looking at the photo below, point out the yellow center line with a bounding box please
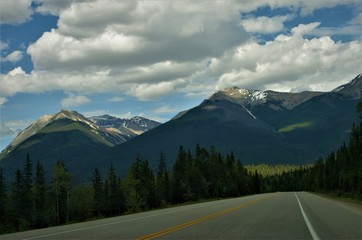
[137,195,272,240]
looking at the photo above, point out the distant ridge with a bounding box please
[0,74,361,183]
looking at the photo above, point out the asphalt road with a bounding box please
[1,192,361,239]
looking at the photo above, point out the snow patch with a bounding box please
[242,106,257,119]
[332,86,344,92]
[251,91,266,101]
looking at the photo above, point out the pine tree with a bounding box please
[252,170,261,194]
[92,168,104,216]
[171,146,188,203]
[34,161,47,228]
[52,160,71,225]
[0,167,7,228]
[126,157,156,211]
[22,154,35,227]
[156,153,171,206]
[106,165,125,216]
[11,169,24,230]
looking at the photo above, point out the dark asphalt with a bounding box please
[1,192,361,239]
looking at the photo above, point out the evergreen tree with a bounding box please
[171,146,189,203]
[11,169,24,231]
[103,179,110,216]
[52,160,71,225]
[22,154,35,227]
[109,165,121,215]
[156,152,171,206]
[125,157,156,211]
[92,168,104,216]
[252,170,261,194]
[34,161,47,228]
[0,167,7,228]
[69,186,94,222]
[105,165,125,216]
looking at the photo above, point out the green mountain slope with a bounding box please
[0,115,113,183]
[0,75,360,183]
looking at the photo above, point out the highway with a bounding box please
[1,192,361,239]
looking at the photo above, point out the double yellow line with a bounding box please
[137,196,271,240]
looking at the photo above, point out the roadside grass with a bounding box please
[310,191,362,205]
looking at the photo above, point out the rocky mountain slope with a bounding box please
[103,74,361,175]
[0,110,160,182]
[89,115,161,138]
[0,75,360,183]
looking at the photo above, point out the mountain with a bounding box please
[89,115,161,139]
[0,110,160,182]
[0,75,361,183]
[102,74,361,174]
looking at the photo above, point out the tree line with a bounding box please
[261,100,362,197]
[0,145,256,234]
[0,100,361,234]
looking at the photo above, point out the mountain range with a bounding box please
[1,74,361,183]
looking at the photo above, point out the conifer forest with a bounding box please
[0,100,361,234]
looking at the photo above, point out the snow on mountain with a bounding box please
[2,110,159,155]
[332,74,362,98]
[4,110,96,154]
[89,115,161,136]
[210,86,324,112]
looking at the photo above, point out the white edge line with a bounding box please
[22,205,202,240]
[295,192,320,240]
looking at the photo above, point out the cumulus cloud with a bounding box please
[34,0,85,16]
[241,15,290,34]
[28,1,248,73]
[0,0,361,103]
[211,22,361,92]
[130,82,179,101]
[61,95,91,108]
[1,50,23,63]
[0,0,33,25]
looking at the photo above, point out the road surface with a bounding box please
[1,192,361,239]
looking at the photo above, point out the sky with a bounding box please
[0,0,361,151]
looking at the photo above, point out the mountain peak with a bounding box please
[211,87,271,110]
[332,74,362,98]
[1,110,101,155]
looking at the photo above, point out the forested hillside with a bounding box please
[0,100,360,235]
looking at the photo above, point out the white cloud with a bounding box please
[308,13,362,38]
[130,82,178,101]
[0,97,8,106]
[153,105,175,114]
[0,41,8,51]
[0,123,15,136]
[241,15,290,34]
[0,0,33,25]
[28,1,248,73]
[61,95,91,108]
[34,0,84,16]
[108,97,124,102]
[1,50,23,63]
[0,0,361,104]
[83,109,108,117]
[116,112,133,119]
[211,23,361,92]
[9,66,26,75]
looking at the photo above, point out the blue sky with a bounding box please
[0,0,361,151]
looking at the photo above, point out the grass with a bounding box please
[278,121,313,133]
[310,191,362,205]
